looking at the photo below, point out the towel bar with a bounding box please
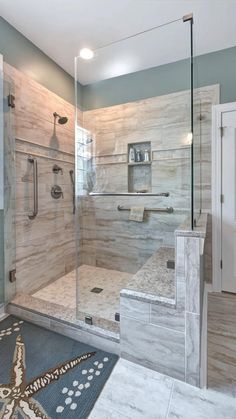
[89,192,169,197]
[117,205,174,213]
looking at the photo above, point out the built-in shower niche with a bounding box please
[128,141,152,192]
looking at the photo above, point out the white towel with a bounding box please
[129,207,144,222]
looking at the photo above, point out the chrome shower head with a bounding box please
[53,112,68,125]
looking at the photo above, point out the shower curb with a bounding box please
[6,303,120,356]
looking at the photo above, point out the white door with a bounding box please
[222,109,236,293]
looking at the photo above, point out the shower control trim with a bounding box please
[52,164,63,174]
[51,185,63,199]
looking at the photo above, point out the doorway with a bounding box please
[212,102,236,293]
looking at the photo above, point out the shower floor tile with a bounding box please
[33,265,132,323]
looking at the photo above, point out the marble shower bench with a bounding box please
[120,214,209,387]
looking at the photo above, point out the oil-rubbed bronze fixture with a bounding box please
[69,169,75,214]
[28,155,38,219]
[52,164,63,174]
[53,112,68,125]
[8,94,15,109]
[51,185,63,199]
[9,269,16,283]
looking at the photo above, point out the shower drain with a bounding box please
[90,287,103,294]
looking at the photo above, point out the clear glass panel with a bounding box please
[75,19,191,331]
[2,75,16,303]
[193,21,202,227]
[193,41,215,227]
[193,94,202,226]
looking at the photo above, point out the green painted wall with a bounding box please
[82,46,236,110]
[0,17,78,105]
[1,17,235,113]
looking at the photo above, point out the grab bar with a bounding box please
[117,205,174,213]
[89,192,169,197]
[69,169,75,214]
[28,156,38,219]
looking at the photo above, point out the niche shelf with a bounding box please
[128,141,152,192]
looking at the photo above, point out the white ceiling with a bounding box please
[1,0,236,85]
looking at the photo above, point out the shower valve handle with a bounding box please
[51,185,63,199]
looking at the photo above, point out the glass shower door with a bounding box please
[0,71,16,304]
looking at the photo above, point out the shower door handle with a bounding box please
[28,156,38,219]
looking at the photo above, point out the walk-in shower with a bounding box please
[1,14,213,347]
[0,11,219,388]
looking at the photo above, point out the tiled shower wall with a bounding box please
[3,60,219,294]
[81,85,219,273]
[4,63,82,294]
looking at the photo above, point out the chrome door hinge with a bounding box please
[8,94,15,109]
[220,260,223,270]
[220,194,224,204]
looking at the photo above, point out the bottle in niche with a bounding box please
[129,147,135,163]
[144,149,150,162]
[136,149,142,162]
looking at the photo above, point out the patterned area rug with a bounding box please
[0,316,118,418]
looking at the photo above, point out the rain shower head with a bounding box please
[53,112,68,125]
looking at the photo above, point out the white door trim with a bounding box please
[212,102,236,292]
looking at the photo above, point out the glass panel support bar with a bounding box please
[182,13,193,22]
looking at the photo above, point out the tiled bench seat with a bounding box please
[120,214,209,386]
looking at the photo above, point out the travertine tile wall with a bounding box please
[81,85,219,273]
[3,60,219,296]
[3,63,82,294]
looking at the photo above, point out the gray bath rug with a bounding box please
[0,316,118,418]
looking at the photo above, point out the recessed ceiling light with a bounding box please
[79,48,94,60]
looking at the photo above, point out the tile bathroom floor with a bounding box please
[33,265,132,323]
[89,358,236,419]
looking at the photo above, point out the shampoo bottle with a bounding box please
[129,147,135,162]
